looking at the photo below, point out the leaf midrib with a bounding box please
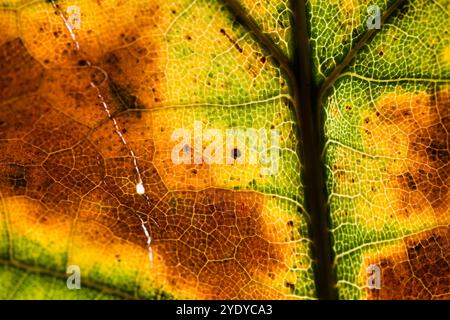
[222,0,409,300]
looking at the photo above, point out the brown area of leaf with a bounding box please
[100,37,166,109]
[365,226,450,300]
[0,38,44,101]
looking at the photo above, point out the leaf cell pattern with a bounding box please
[0,0,448,300]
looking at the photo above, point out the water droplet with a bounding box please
[136,182,145,195]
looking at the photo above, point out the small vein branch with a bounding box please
[318,0,407,104]
[219,0,294,82]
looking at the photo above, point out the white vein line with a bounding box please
[50,1,155,267]
[138,216,153,264]
[323,139,407,161]
[335,224,450,259]
[338,72,450,83]
[89,83,145,185]
[50,0,80,50]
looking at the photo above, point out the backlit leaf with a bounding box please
[0,0,448,300]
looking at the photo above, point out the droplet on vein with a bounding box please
[136,182,145,195]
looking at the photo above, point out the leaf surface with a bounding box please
[322,0,450,299]
[0,0,448,300]
[0,0,314,299]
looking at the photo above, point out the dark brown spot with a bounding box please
[398,172,417,191]
[231,148,241,159]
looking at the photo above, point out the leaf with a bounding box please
[0,0,314,299]
[0,0,448,300]
[322,0,450,299]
